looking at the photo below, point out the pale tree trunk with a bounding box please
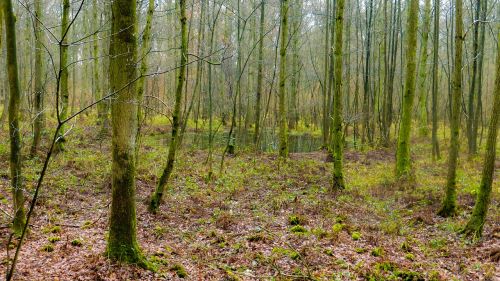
[438,0,463,217]
[395,0,419,180]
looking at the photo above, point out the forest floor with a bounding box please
[0,116,499,280]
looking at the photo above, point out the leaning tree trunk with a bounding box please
[395,0,419,180]
[438,0,463,217]
[461,23,499,238]
[106,0,146,265]
[30,0,44,156]
[149,0,187,213]
[3,0,26,236]
[331,0,345,190]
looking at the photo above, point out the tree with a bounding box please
[3,0,26,236]
[149,0,187,213]
[106,0,145,265]
[30,0,44,156]
[438,0,463,217]
[254,0,265,145]
[278,0,289,157]
[431,0,441,160]
[395,0,419,180]
[461,23,499,237]
[54,0,70,152]
[136,0,155,159]
[417,0,431,137]
[331,0,345,189]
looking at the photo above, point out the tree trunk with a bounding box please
[135,0,155,160]
[417,0,431,137]
[431,0,441,160]
[438,0,463,217]
[461,23,499,237]
[55,0,70,152]
[254,0,265,145]
[30,0,44,156]
[149,0,187,213]
[278,0,289,157]
[106,0,145,265]
[3,0,26,236]
[395,0,419,180]
[331,0,345,190]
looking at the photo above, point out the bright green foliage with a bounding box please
[438,0,463,217]
[395,0,419,180]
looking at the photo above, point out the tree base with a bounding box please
[106,244,154,270]
[460,216,484,240]
[437,204,457,218]
[148,193,162,214]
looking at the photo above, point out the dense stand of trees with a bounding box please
[0,0,498,275]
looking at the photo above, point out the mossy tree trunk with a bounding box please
[55,0,70,152]
[417,0,431,137]
[106,0,145,264]
[288,0,302,130]
[135,0,154,161]
[3,0,26,236]
[149,0,187,213]
[438,0,463,217]
[461,24,499,238]
[254,0,265,146]
[395,0,419,180]
[278,0,289,158]
[30,0,44,156]
[331,0,345,190]
[322,0,330,147]
[431,0,441,160]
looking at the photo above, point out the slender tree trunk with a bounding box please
[417,0,431,137]
[431,0,441,160]
[278,0,289,157]
[461,23,499,237]
[106,0,145,265]
[55,0,70,152]
[362,0,373,144]
[135,0,155,160]
[395,0,419,180]
[471,0,487,155]
[254,0,265,145]
[30,0,44,156]
[322,0,330,147]
[149,0,187,213]
[438,0,463,217]
[289,0,302,130]
[3,0,26,236]
[332,0,345,190]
